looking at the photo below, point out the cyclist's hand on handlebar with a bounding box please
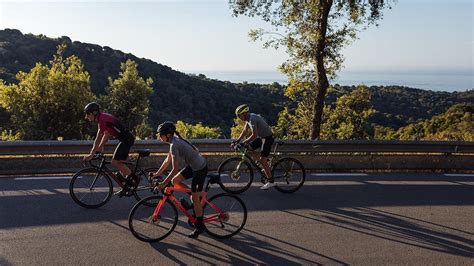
[157,181,168,191]
[149,173,163,183]
[82,154,94,162]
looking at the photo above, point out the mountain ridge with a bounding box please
[0,29,472,135]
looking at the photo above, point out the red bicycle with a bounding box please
[128,174,247,242]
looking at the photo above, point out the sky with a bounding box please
[0,0,473,82]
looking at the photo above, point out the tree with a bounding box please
[102,60,154,139]
[0,44,94,140]
[320,85,376,139]
[231,0,392,139]
[388,104,474,141]
[175,120,221,139]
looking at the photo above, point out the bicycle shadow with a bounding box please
[281,207,473,258]
[147,226,347,265]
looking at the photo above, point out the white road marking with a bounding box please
[14,176,72,180]
[444,174,474,177]
[311,173,368,176]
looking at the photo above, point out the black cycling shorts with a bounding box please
[249,135,274,157]
[179,165,209,192]
[112,138,134,161]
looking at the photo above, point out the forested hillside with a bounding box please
[0,29,285,135]
[0,29,472,138]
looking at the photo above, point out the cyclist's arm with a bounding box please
[89,130,105,154]
[154,152,172,177]
[236,123,250,142]
[243,129,258,145]
[161,153,180,185]
[95,130,110,153]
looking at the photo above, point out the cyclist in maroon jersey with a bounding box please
[82,102,137,197]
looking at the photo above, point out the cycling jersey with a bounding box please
[97,112,133,142]
[170,136,207,171]
[247,113,273,138]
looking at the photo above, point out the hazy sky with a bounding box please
[0,0,473,74]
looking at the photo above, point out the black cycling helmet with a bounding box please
[84,102,100,114]
[157,121,176,135]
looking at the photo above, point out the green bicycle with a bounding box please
[217,141,305,194]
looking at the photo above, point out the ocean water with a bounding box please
[191,70,473,92]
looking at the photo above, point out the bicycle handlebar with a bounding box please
[83,152,106,167]
[231,142,247,153]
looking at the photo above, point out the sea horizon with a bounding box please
[188,70,473,92]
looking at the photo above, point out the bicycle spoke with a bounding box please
[129,196,178,242]
[272,158,305,193]
[69,168,113,208]
[204,194,247,239]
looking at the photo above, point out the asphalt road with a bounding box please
[1,173,473,265]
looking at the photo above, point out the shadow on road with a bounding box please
[147,227,347,265]
[0,174,473,229]
[283,207,473,258]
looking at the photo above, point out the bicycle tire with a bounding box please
[69,167,113,209]
[203,193,247,239]
[132,167,161,202]
[129,195,178,242]
[218,157,254,194]
[272,157,306,193]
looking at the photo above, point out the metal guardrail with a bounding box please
[1,139,473,155]
[0,140,473,175]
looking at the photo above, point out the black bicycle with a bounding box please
[218,141,305,194]
[69,150,160,208]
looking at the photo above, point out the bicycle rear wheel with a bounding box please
[218,157,254,194]
[203,193,247,239]
[133,167,161,202]
[129,195,178,242]
[272,157,305,193]
[69,168,113,208]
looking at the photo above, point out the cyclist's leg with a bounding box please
[112,140,134,196]
[260,136,275,190]
[172,166,192,190]
[248,138,262,161]
[111,140,134,177]
[189,165,208,238]
[260,135,274,180]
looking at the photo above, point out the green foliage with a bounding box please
[230,117,249,139]
[231,0,392,138]
[0,129,21,141]
[0,44,93,140]
[175,120,221,139]
[0,29,286,136]
[385,104,474,141]
[101,60,154,139]
[320,85,376,139]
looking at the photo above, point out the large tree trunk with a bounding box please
[310,0,332,139]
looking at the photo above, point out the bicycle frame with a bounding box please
[88,153,147,189]
[151,186,224,225]
[235,142,282,178]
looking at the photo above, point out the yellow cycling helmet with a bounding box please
[235,104,249,116]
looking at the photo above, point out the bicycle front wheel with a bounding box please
[203,193,247,239]
[69,168,113,208]
[129,195,178,242]
[272,157,306,193]
[133,167,161,202]
[218,157,254,194]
